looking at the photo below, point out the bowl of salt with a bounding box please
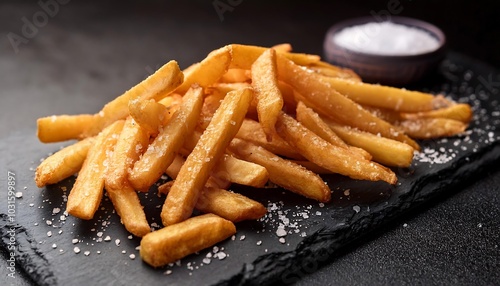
[323,16,446,86]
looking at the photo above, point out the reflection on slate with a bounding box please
[0,52,499,286]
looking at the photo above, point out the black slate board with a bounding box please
[1,52,499,286]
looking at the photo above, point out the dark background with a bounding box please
[1,1,499,285]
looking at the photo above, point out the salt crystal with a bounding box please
[72,238,79,244]
[333,21,440,56]
[276,227,287,237]
[73,247,81,254]
[240,235,246,241]
[15,192,23,198]
[129,254,136,260]
[84,251,90,256]
[52,243,57,249]
[47,231,52,237]
[115,239,121,246]
[353,205,361,213]
[203,257,211,264]
[279,238,286,244]
[104,236,111,242]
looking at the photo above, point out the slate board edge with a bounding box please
[217,141,500,286]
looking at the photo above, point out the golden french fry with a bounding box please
[128,94,183,136]
[307,61,361,82]
[229,138,331,202]
[66,120,125,220]
[220,68,251,83]
[229,44,320,70]
[88,60,183,137]
[128,99,169,136]
[104,116,150,191]
[158,183,267,223]
[323,118,415,168]
[276,112,397,184]
[175,46,232,94]
[276,53,420,150]
[106,185,150,237]
[290,160,332,175]
[129,86,204,192]
[271,43,292,52]
[161,87,253,226]
[236,119,303,160]
[140,214,236,268]
[251,48,284,141]
[165,151,268,189]
[37,114,97,143]
[295,101,371,160]
[401,103,473,123]
[212,154,269,188]
[35,137,95,187]
[37,61,183,143]
[397,118,467,139]
[320,76,439,112]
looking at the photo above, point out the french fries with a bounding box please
[161,87,253,226]
[229,138,331,202]
[66,120,125,220]
[158,182,267,223]
[128,86,204,192]
[34,43,473,269]
[251,48,283,140]
[35,137,95,187]
[276,112,397,184]
[140,214,236,268]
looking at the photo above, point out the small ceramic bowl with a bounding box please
[323,16,447,86]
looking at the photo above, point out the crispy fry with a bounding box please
[307,61,361,81]
[276,112,397,184]
[212,154,269,188]
[37,114,97,143]
[401,103,473,123]
[251,48,284,141]
[66,120,125,220]
[397,118,467,139]
[275,53,420,150]
[165,151,268,189]
[106,185,150,237]
[161,88,253,226]
[271,43,292,52]
[35,137,95,187]
[295,101,371,160]
[229,138,331,202]
[37,61,183,142]
[181,130,269,188]
[158,183,266,223]
[324,118,415,168]
[129,86,204,192]
[140,214,236,268]
[236,119,303,160]
[128,99,169,136]
[320,76,438,112]
[87,61,183,137]
[176,46,232,94]
[229,44,321,69]
[220,68,251,83]
[104,116,149,190]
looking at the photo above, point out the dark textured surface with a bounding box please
[1,1,499,285]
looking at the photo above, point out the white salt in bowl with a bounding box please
[323,16,446,86]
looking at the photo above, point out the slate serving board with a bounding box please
[1,52,499,286]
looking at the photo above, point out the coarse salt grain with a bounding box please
[333,21,440,56]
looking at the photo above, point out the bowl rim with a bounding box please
[324,16,447,61]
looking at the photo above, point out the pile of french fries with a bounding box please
[34,44,472,268]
